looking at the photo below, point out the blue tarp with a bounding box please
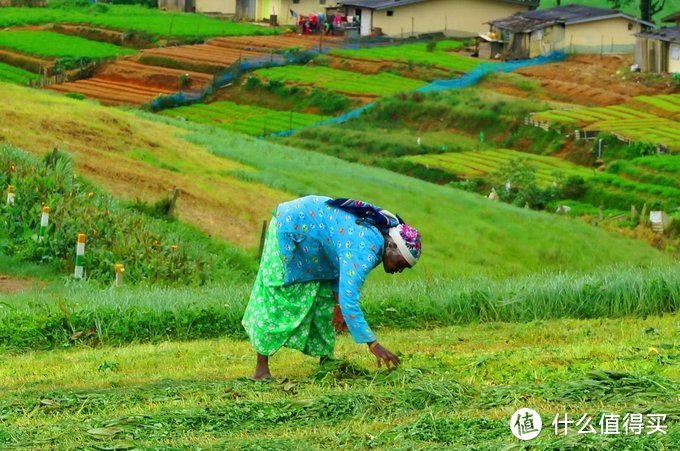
[263,51,566,139]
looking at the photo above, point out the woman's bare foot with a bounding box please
[252,353,273,381]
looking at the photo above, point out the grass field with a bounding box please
[253,66,427,96]
[0,5,279,38]
[330,40,484,72]
[1,312,677,448]
[160,101,329,137]
[0,61,39,84]
[405,149,594,186]
[0,30,134,59]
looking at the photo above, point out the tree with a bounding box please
[607,0,666,22]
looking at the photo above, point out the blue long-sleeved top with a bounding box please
[275,195,384,343]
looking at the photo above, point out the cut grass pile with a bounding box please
[160,100,329,137]
[1,265,677,350]
[0,314,677,448]
[253,65,427,96]
[0,61,39,84]
[405,148,595,186]
[0,5,279,38]
[0,31,135,59]
[330,40,484,72]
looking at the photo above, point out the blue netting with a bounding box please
[264,51,566,139]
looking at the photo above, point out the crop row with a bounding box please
[330,40,483,73]
[254,66,426,96]
[162,100,328,136]
[0,62,38,84]
[0,5,277,38]
[0,31,134,59]
[593,172,680,199]
[405,149,592,185]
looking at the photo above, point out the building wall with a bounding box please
[159,0,187,12]
[370,0,533,38]
[527,25,565,58]
[261,0,335,25]
[196,0,236,14]
[565,17,642,53]
[670,42,680,73]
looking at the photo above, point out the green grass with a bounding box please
[0,31,135,59]
[253,66,427,96]
[540,0,680,19]
[0,61,39,84]
[0,4,279,38]
[405,148,594,186]
[1,264,678,350]
[160,101,329,137]
[330,40,484,72]
[0,313,677,448]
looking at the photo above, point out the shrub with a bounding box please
[0,146,253,285]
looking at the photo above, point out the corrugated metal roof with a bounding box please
[490,4,653,32]
[637,26,680,43]
[338,0,539,11]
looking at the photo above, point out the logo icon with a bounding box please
[510,408,542,440]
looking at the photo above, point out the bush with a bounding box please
[0,146,253,285]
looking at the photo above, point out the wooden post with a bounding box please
[258,220,268,259]
[640,203,648,225]
[631,204,638,223]
[598,205,604,220]
[167,188,180,218]
[114,263,125,287]
[39,206,50,242]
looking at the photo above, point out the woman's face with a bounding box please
[383,251,410,274]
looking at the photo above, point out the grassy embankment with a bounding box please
[0,3,279,38]
[1,82,666,277]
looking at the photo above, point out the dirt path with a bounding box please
[514,54,676,106]
[0,275,34,293]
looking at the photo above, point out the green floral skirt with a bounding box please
[242,217,336,357]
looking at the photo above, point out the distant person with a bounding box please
[324,21,331,35]
[242,196,422,380]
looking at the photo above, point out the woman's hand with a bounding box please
[368,341,400,369]
[332,303,348,333]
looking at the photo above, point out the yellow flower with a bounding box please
[171,244,178,251]
[88,192,94,198]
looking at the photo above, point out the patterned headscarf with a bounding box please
[327,198,422,266]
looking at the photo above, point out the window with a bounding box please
[320,0,326,4]
[387,10,393,16]
[293,0,299,3]
[628,22,634,30]
[672,45,680,60]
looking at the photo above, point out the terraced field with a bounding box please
[140,34,344,73]
[0,31,134,59]
[0,5,278,38]
[330,40,484,73]
[160,100,329,136]
[405,149,594,186]
[531,94,680,150]
[253,66,427,97]
[0,61,38,84]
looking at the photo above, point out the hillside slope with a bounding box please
[0,82,668,277]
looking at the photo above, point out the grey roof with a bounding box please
[637,26,680,43]
[338,0,538,11]
[490,4,654,32]
[661,11,680,23]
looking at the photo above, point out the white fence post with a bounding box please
[39,206,50,242]
[74,233,87,279]
[6,185,15,205]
